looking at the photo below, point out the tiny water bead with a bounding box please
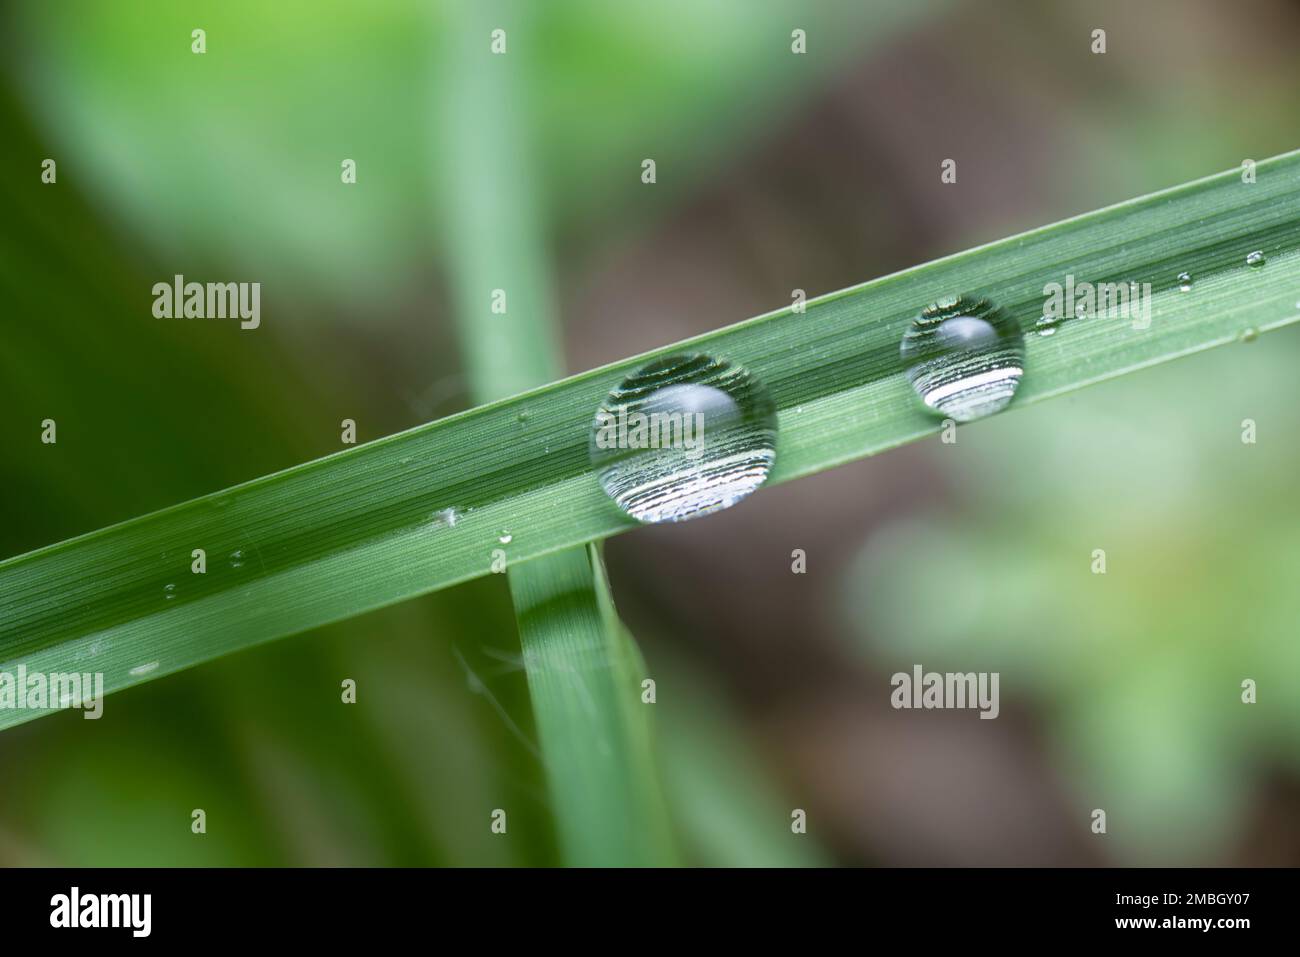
[163,583,176,600]
[1035,315,1061,337]
[1246,250,1266,267]
[900,296,1026,423]
[589,353,778,524]
[498,532,513,544]
[1177,271,1193,292]
[430,507,461,528]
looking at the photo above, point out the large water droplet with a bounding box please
[900,296,1025,422]
[1246,250,1266,267]
[589,353,777,524]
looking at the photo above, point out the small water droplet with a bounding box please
[163,583,177,599]
[230,549,245,569]
[431,507,460,528]
[900,296,1025,422]
[498,532,513,544]
[516,410,530,423]
[1240,327,1258,343]
[1035,315,1061,337]
[590,353,778,524]
[1177,271,1193,292]
[1246,250,1266,267]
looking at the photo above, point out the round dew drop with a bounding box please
[589,353,778,524]
[1246,250,1266,267]
[1177,271,1193,292]
[900,296,1025,422]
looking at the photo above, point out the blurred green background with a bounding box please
[2,0,1298,865]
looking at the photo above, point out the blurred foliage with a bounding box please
[844,333,1300,862]
[8,0,917,316]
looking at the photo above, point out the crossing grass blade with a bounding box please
[3,150,1300,729]
[509,546,675,865]
[438,4,674,866]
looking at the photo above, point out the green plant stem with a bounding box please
[437,2,673,865]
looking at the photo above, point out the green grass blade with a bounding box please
[4,151,1300,727]
[510,546,674,865]
[438,3,673,865]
